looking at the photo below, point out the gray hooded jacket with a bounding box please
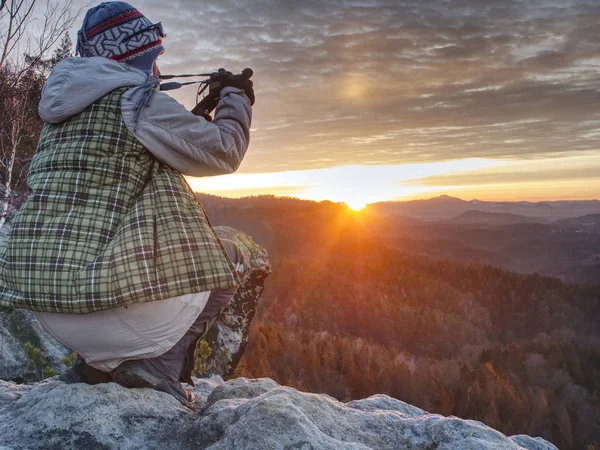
[39,57,252,177]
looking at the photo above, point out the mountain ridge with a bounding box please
[445,210,546,225]
[368,195,600,221]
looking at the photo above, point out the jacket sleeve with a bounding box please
[121,86,252,177]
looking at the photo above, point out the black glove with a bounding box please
[222,68,255,106]
[191,69,229,119]
[209,68,232,99]
[191,68,254,118]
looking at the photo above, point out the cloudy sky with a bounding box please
[71,0,600,205]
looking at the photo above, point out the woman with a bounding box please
[0,1,254,407]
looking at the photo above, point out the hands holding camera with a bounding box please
[219,68,255,105]
[191,68,255,119]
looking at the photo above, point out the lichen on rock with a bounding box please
[0,310,68,382]
[0,377,558,450]
[195,226,271,379]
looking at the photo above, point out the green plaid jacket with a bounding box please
[0,88,239,314]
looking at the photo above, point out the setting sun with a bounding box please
[346,200,367,211]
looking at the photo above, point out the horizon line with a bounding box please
[195,192,600,205]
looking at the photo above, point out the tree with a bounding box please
[0,0,76,228]
[24,342,55,380]
[0,66,43,227]
[0,0,75,80]
[37,31,73,72]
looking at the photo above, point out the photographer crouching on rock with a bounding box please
[0,1,254,407]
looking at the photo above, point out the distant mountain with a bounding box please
[368,196,600,221]
[553,213,600,231]
[367,195,469,220]
[445,210,545,226]
[197,193,600,284]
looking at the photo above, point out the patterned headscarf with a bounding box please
[76,2,165,74]
[77,2,166,128]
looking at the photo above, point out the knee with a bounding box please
[221,239,247,274]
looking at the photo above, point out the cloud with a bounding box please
[187,158,499,204]
[71,0,600,174]
[415,153,600,186]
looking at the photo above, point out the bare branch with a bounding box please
[0,0,37,69]
[0,0,76,227]
[0,0,76,77]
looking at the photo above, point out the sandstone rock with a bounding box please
[0,381,192,450]
[0,380,34,409]
[509,435,559,450]
[0,310,69,382]
[0,377,558,450]
[197,226,271,379]
[346,394,426,417]
[0,224,69,382]
[0,324,27,381]
[189,375,224,410]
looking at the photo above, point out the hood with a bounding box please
[39,57,150,124]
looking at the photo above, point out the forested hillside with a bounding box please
[199,193,600,283]
[200,194,600,450]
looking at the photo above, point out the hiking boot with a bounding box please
[59,356,112,385]
[113,359,195,408]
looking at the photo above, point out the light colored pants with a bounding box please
[36,291,211,372]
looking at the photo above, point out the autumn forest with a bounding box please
[199,194,600,450]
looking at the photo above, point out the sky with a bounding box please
[64,1,600,204]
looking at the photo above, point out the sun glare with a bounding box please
[185,160,503,204]
[347,200,367,211]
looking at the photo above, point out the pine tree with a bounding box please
[44,32,73,71]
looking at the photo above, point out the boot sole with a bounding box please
[114,365,194,409]
[59,367,82,384]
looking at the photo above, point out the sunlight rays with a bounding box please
[186,153,600,203]
[186,158,498,205]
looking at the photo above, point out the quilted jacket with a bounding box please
[0,58,252,313]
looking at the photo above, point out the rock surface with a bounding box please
[0,309,69,382]
[0,377,558,450]
[199,226,271,378]
[0,224,70,381]
[0,226,270,382]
